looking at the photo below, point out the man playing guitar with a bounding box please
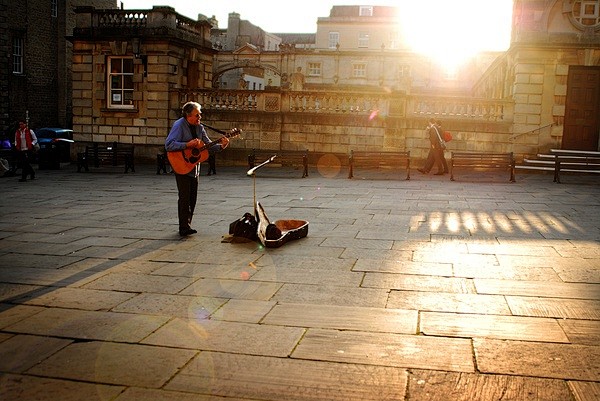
[165,101,229,236]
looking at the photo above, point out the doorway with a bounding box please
[562,66,600,150]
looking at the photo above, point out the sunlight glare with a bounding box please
[398,0,513,70]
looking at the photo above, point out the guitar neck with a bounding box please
[199,130,236,151]
[199,135,227,151]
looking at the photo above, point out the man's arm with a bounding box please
[165,119,188,151]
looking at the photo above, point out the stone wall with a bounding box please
[199,108,515,167]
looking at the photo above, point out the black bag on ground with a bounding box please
[229,212,258,241]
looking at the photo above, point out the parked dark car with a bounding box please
[36,128,74,169]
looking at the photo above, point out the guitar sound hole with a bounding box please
[191,149,200,156]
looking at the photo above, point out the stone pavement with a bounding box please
[0,163,599,401]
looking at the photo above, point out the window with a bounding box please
[328,32,339,49]
[359,6,373,16]
[51,0,57,17]
[444,69,458,81]
[352,63,367,78]
[570,0,600,28]
[358,32,369,48]
[308,62,322,76]
[389,31,399,49]
[108,57,134,108]
[12,37,23,74]
[398,65,410,78]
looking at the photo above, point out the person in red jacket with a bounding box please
[14,119,38,182]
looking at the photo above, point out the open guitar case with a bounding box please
[233,155,309,248]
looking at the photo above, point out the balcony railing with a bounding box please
[408,96,512,121]
[97,10,148,28]
[179,89,513,122]
[77,7,207,37]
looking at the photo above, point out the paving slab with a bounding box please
[406,369,573,401]
[81,271,195,294]
[474,278,600,299]
[0,374,124,401]
[5,307,169,341]
[272,283,389,307]
[112,292,226,318]
[474,338,600,381]
[387,290,511,314]
[113,387,251,401]
[11,286,137,310]
[0,334,71,372]
[142,317,304,356]
[27,341,196,388]
[210,299,276,323]
[293,328,475,372]
[0,304,45,329]
[180,278,282,300]
[506,296,600,319]
[262,303,418,333]
[569,381,600,401]
[166,351,408,401]
[420,311,569,342]
[353,258,453,275]
[363,273,475,293]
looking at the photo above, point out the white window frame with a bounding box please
[358,32,369,48]
[108,57,135,109]
[389,31,398,49]
[444,69,458,81]
[352,63,367,78]
[12,37,23,74]
[307,62,322,77]
[569,1,600,29]
[398,65,411,78]
[359,6,373,16]
[328,32,339,49]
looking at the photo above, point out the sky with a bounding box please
[121,0,514,66]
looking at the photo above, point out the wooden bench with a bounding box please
[248,149,309,178]
[450,152,515,182]
[156,149,172,175]
[77,142,135,173]
[348,150,411,180]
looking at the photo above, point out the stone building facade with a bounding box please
[1,0,115,135]
[67,1,599,166]
[70,6,215,159]
[474,0,600,153]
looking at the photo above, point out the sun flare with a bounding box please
[398,0,513,70]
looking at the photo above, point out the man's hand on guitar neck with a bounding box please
[185,136,229,149]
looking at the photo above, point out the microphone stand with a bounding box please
[246,155,277,216]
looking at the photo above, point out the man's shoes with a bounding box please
[207,172,212,176]
[179,228,197,236]
[417,168,427,174]
[434,172,444,175]
[18,178,27,182]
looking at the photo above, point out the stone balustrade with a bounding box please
[180,89,513,122]
[75,6,207,37]
[97,10,148,28]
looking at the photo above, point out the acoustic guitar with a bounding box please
[167,128,241,175]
